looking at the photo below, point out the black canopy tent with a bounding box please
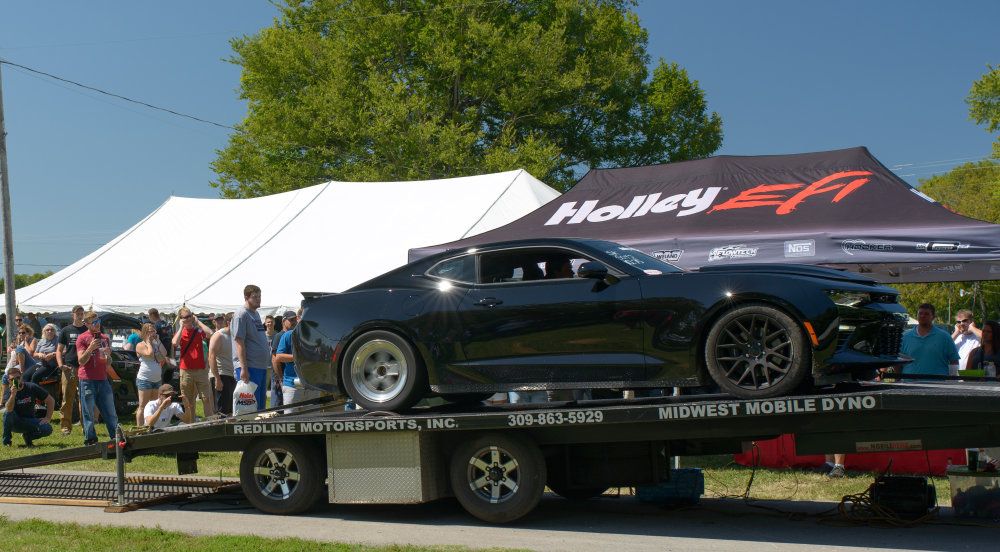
[410,147,1000,283]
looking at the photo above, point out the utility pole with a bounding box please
[0,61,19,331]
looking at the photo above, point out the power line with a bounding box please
[0,58,236,131]
[0,58,458,179]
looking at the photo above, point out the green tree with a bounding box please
[212,0,723,197]
[896,160,1000,322]
[0,271,53,294]
[967,63,1000,163]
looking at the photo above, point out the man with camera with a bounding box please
[143,384,193,428]
[3,365,55,447]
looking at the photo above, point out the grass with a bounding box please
[2,410,952,504]
[1,403,243,476]
[0,517,520,552]
[677,455,953,505]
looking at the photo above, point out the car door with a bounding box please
[453,246,647,386]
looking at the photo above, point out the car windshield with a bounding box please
[596,242,684,275]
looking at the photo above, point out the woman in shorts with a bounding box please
[135,322,167,425]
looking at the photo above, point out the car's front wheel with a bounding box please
[705,304,810,398]
[341,330,426,411]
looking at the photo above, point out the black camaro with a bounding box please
[293,238,909,411]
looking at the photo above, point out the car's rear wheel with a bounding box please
[341,330,425,411]
[705,304,810,398]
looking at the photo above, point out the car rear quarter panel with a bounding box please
[294,283,470,393]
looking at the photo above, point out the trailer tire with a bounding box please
[449,432,545,523]
[240,438,324,515]
[705,304,810,399]
[342,330,425,412]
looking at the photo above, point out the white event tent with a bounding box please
[7,170,559,316]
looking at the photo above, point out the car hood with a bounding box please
[694,264,880,286]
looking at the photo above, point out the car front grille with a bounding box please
[875,322,903,356]
[836,317,904,357]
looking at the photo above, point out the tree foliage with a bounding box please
[967,63,1000,164]
[895,160,1000,323]
[212,0,723,197]
[0,271,53,294]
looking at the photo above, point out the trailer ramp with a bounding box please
[0,471,238,512]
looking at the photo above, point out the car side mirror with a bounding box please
[577,261,608,279]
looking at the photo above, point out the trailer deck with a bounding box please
[2,382,999,521]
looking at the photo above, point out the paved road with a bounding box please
[0,477,996,552]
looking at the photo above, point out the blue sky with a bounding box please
[0,0,997,274]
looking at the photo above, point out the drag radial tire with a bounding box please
[449,432,546,523]
[705,304,810,399]
[240,437,324,515]
[341,330,426,412]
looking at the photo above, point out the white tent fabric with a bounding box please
[8,170,558,316]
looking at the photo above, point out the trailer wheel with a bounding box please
[240,438,323,515]
[342,330,425,411]
[449,432,545,523]
[705,304,810,399]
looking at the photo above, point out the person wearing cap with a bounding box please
[171,307,215,417]
[275,309,317,412]
[3,365,55,447]
[142,383,193,428]
[55,306,87,436]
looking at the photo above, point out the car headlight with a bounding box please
[825,290,871,307]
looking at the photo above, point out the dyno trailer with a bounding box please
[3,382,1000,522]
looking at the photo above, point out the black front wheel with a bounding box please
[705,304,810,399]
[239,437,324,515]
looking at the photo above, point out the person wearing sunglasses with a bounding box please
[7,324,39,379]
[22,324,60,385]
[75,311,120,446]
[171,307,216,418]
[951,309,982,375]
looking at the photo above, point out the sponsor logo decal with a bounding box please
[912,264,964,273]
[544,187,721,225]
[653,249,684,262]
[915,241,968,252]
[841,239,893,256]
[543,171,873,226]
[707,171,872,215]
[784,239,815,258]
[708,244,758,262]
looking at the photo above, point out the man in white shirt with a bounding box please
[952,309,982,374]
[143,384,193,428]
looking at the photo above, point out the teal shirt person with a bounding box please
[900,326,959,376]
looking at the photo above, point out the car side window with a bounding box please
[427,255,476,284]
[477,248,593,284]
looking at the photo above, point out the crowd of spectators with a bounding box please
[0,284,313,448]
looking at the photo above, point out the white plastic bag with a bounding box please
[233,380,259,415]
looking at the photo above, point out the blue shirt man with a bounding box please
[900,304,959,376]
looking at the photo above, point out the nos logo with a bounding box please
[784,240,815,257]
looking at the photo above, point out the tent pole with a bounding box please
[0,61,19,328]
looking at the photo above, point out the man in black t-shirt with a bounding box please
[56,305,87,436]
[148,308,174,357]
[3,365,55,447]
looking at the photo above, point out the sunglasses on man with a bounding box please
[958,318,972,324]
